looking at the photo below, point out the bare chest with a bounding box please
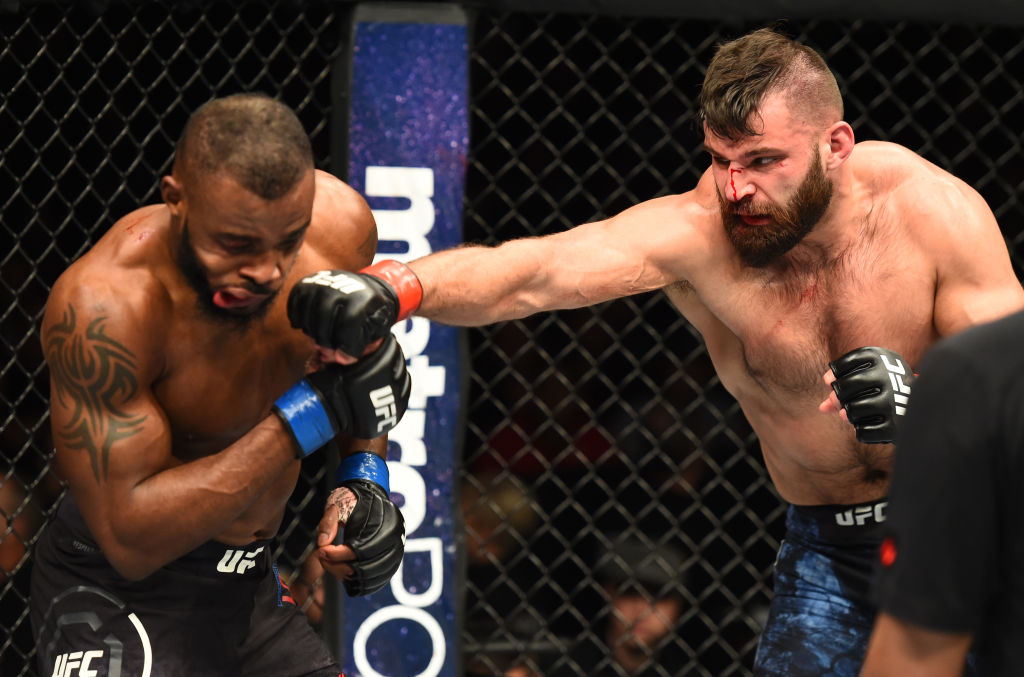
[678,251,937,400]
[740,283,928,394]
[155,310,313,455]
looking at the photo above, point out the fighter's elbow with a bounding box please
[96,532,168,581]
[115,563,157,582]
[104,546,162,581]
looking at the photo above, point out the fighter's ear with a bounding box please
[824,121,854,170]
[161,174,185,218]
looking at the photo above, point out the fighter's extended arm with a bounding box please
[859,612,972,677]
[418,209,685,322]
[289,196,698,355]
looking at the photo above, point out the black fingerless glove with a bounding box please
[273,334,412,456]
[829,346,915,444]
[306,333,411,439]
[287,261,422,357]
[335,453,406,597]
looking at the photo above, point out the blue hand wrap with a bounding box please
[336,452,390,493]
[274,379,335,457]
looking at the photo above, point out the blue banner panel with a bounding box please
[342,4,466,676]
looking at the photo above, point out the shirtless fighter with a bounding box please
[282,29,1024,676]
[30,94,410,676]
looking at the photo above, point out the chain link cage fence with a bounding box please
[2,2,1023,675]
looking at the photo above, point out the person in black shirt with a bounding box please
[861,308,1024,677]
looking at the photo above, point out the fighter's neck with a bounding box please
[761,183,871,280]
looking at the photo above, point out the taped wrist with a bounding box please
[273,380,336,458]
[336,451,390,493]
[362,260,423,322]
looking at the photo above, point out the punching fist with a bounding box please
[273,334,412,456]
[828,346,915,444]
[288,261,423,357]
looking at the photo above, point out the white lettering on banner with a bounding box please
[389,410,427,473]
[404,355,447,410]
[389,452,427,533]
[353,165,449,676]
[354,606,446,677]
[366,166,435,263]
[393,538,444,606]
[392,316,431,356]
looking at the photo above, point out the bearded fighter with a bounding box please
[281,29,1024,676]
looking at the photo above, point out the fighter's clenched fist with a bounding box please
[827,346,915,444]
[315,452,405,597]
[273,334,412,455]
[288,261,423,357]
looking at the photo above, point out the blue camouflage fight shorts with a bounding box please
[754,499,885,677]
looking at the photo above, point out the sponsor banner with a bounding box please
[339,4,466,676]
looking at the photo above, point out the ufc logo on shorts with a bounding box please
[370,385,397,433]
[217,546,264,574]
[881,355,911,415]
[301,270,366,294]
[835,501,887,527]
[51,650,103,677]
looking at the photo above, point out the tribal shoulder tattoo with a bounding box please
[46,304,147,483]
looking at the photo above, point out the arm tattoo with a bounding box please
[45,304,147,483]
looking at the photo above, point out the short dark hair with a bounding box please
[174,93,313,200]
[698,28,843,141]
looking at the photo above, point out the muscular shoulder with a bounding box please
[624,171,733,290]
[852,141,992,236]
[853,141,1023,331]
[301,170,377,271]
[618,174,724,250]
[43,209,173,382]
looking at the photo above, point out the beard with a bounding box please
[176,222,277,329]
[719,149,834,268]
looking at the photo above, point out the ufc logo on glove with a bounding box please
[880,354,912,416]
[370,385,397,433]
[830,346,917,444]
[301,270,368,294]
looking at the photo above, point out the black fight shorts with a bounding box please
[31,494,341,677]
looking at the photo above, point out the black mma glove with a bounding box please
[335,478,406,596]
[273,334,412,457]
[288,261,423,357]
[331,452,405,596]
[829,346,915,444]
